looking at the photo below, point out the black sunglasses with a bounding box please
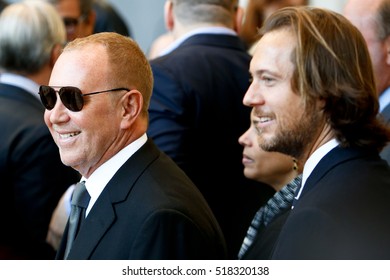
[63,15,86,27]
[39,85,130,112]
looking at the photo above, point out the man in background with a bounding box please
[0,0,80,259]
[147,0,273,258]
[344,0,390,164]
[44,0,96,42]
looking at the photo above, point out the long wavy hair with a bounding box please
[260,6,390,152]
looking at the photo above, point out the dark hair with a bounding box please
[376,0,390,40]
[240,0,308,48]
[260,6,390,151]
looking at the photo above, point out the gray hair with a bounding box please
[0,0,66,74]
[172,0,238,26]
[376,0,390,40]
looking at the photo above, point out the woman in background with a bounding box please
[237,109,302,259]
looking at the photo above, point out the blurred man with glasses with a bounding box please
[0,0,80,259]
[44,0,96,42]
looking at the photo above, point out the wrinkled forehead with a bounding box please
[50,46,108,88]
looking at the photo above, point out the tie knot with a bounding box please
[71,182,90,209]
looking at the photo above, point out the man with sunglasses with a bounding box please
[40,32,227,260]
[0,0,80,259]
[44,0,96,42]
[43,0,132,250]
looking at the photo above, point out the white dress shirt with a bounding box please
[379,87,390,113]
[159,26,237,57]
[82,133,148,216]
[294,138,339,202]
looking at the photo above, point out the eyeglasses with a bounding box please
[63,15,85,28]
[39,85,130,112]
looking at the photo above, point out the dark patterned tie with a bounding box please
[64,181,90,259]
[238,174,302,259]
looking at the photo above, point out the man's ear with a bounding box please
[50,43,63,68]
[164,0,174,31]
[120,90,143,129]
[234,5,245,34]
[84,10,96,36]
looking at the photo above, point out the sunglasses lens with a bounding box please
[39,86,57,110]
[59,87,84,112]
[63,17,79,27]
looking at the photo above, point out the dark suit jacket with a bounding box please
[148,33,274,258]
[0,84,80,259]
[56,139,227,260]
[271,146,390,259]
[93,1,131,37]
[241,210,290,260]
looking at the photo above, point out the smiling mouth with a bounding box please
[58,131,80,139]
[259,117,272,123]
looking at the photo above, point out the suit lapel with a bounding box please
[67,193,116,259]
[65,139,161,259]
[298,146,367,203]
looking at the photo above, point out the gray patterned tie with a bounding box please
[64,181,90,259]
[238,174,302,259]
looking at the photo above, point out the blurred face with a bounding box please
[243,28,322,160]
[288,0,307,5]
[239,110,297,191]
[344,0,390,95]
[44,45,126,177]
[55,0,94,41]
[264,0,307,20]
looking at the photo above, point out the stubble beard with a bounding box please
[258,108,320,160]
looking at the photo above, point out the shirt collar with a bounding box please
[0,73,40,100]
[82,133,148,215]
[294,138,339,201]
[379,87,390,112]
[159,26,237,57]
